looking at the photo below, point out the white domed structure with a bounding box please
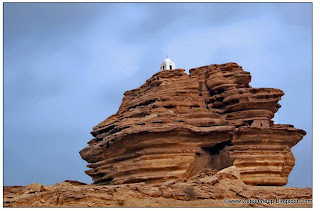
[160,57,176,71]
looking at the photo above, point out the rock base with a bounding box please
[4,167,312,208]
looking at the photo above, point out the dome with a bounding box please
[164,58,172,62]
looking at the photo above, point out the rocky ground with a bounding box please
[3,166,312,208]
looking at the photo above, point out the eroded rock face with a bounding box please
[80,62,306,186]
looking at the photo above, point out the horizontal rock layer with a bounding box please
[80,62,306,186]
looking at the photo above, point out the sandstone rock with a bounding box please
[170,184,197,201]
[137,186,162,197]
[80,62,306,186]
[24,183,46,194]
[159,186,173,198]
[215,166,241,180]
[196,175,218,185]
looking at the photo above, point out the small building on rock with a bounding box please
[160,57,176,71]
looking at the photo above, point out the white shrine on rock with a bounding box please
[160,57,176,71]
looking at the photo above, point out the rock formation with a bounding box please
[79,62,306,186]
[3,166,312,207]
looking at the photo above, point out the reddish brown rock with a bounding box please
[79,62,306,186]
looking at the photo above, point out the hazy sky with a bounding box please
[4,3,312,187]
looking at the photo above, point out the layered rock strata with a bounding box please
[80,62,306,186]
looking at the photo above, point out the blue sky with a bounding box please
[4,3,312,187]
